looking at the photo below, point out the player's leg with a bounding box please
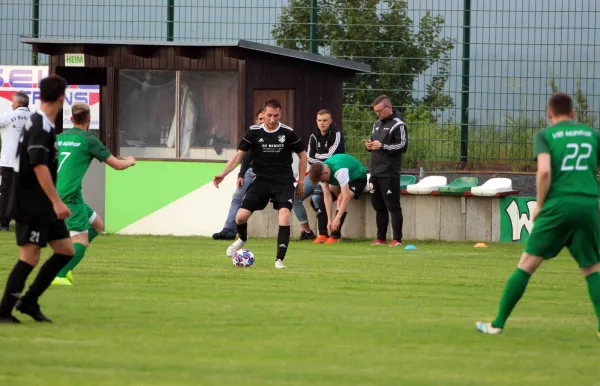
[54,202,90,284]
[293,175,317,240]
[328,178,367,243]
[273,184,296,268]
[0,167,13,230]
[476,204,564,334]
[313,192,329,243]
[380,176,403,246]
[215,168,254,240]
[369,177,388,245]
[0,223,44,323]
[226,182,269,256]
[87,204,103,243]
[17,220,74,322]
[566,199,600,335]
[326,186,344,243]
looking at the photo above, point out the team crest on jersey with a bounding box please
[278,135,286,143]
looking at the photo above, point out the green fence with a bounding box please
[2,0,599,170]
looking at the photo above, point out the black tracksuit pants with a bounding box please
[0,167,13,229]
[370,175,403,241]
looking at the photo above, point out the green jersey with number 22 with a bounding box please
[533,120,600,200]
[57,128,111,203]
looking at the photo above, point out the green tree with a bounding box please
[272,0,455,111]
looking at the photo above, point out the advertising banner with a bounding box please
[499,196,537,243]
[0,65,100,130]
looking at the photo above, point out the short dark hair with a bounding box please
[317,109,331,117]
[372,94,391,107]
[264,99,282,110]
[39,75,67,103]
[548,92,573,116]
[309,163,324,185]
[255,108,264,118]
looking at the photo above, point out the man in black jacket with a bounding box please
[294,109,345,242]
[365,95,408,247]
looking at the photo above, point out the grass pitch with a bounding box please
[0,233,598,385]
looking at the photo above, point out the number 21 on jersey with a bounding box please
[561,143,592,171]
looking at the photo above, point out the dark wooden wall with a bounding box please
[46,45,350,157]
[245,58,344,151]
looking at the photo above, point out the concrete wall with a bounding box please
[248,193,502,242]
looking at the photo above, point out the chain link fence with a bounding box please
[1,0,598,170]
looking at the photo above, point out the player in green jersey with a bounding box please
[476,93,600,336]
[309,154,368,243]
[52,103,135,286]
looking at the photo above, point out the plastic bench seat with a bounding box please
[406,176,448,194]
[471,177,513,197]
[438,177,479,195]
[400,175,416,190]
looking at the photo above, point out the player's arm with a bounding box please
[321,182,335,224]
[533,130,551,212]
[316,131,342,160]
[307,135,319,164]
[332,169,352,223]
[291,133,307,199]
[105,155,135,170]
[238,150,252,178]
[28,121,70,219]
[90,137,135,170]
[214,150,246,188]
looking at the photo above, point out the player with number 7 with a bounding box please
[51,103,135,286]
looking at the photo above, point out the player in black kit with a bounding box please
[213,99,307,269]
[0,75,75,324]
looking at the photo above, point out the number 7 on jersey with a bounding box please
[58,152,71,173]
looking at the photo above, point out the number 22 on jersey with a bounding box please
[561,143,592,171]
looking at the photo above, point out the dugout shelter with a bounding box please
[19,37,370,234]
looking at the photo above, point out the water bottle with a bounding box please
[419,167,424,181]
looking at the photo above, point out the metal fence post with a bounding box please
[309,0,318,54]
[460,0,471,162]
[32,0,40,64]
[167,0,174,41]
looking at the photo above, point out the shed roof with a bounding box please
[20,37,371,73]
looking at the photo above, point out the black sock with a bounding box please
[331,211,347,239]
[276,225,291,261]
[390,208,403,241]
[376,210,389,240]
[0,260,34,317]
[237,222,248,242]
[21,254,71,305]
[316,208,328,236]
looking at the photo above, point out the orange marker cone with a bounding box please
[474,243,488,248]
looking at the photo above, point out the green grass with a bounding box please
[0,234,598,385]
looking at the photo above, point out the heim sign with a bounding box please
[0,66,100,130]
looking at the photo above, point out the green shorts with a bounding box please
[65,201,97,235]
[525,196,600,268]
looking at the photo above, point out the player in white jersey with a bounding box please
[0,92,32,230]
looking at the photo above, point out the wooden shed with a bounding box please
[20,37,370,161]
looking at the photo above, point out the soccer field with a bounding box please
[0,233,597,386]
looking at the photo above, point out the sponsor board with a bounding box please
[499,196,537,243]
[0,65,100,130]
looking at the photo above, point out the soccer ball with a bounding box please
[232,249,255,267]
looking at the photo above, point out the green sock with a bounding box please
[585,272,600,332]
[88,228,99,243]
[57,243,87,278]
[492,268,531,329]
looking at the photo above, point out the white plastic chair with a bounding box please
[406,176,448,194]
[470,177,513,196]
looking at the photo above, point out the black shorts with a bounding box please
[15,218,70,247]
[241,180,295,212]
[331,178,368,201]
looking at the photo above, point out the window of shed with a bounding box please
[118,70,240,161]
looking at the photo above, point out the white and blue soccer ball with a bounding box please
[232,249,255,267]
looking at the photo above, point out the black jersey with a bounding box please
[9,111,59,221]
[238,122,304,184]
